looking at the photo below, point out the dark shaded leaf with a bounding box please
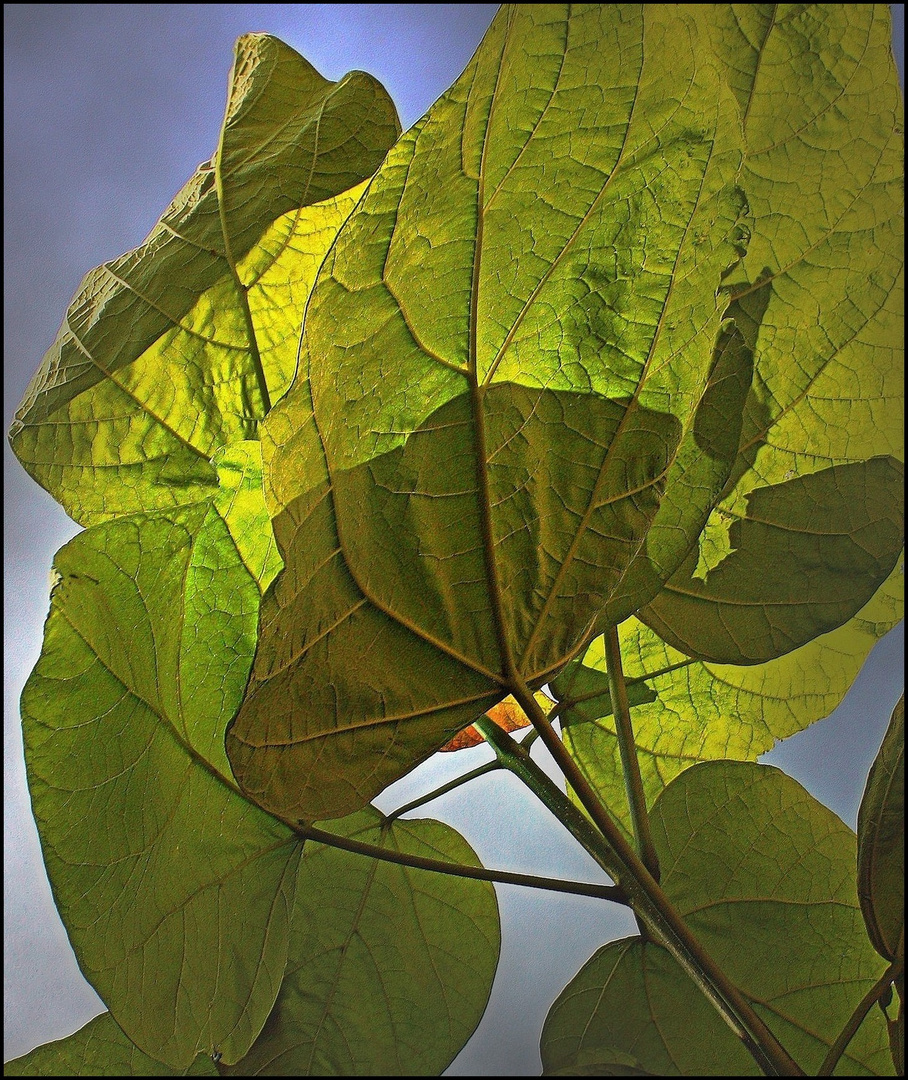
[858,696,904,963]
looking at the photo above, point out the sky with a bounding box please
[3,5,905,1075]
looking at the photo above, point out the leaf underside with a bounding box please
[541,762,893,1076]
[858,695,905,964]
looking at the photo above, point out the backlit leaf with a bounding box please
[542,939,757,1077]
[223,810,500,1075]
[9,34,399,523]
[641,4,904,660]
[229,4,747,822]
[22,509,300,1068]
[542,762,893,1076]
[858,695,904,963]
[563,566,903,839]
[641,459,903,663]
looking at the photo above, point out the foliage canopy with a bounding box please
[7,5,904,1076]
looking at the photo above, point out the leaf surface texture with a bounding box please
[541,762,893,1076]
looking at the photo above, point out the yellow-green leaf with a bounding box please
[563,561,903,839]
[858,695,904,963]
[542,762,893,1076]
[9,33,399,524]
[23,509,300,1069]
[228,4,747,822]
[654,4,905,657]
[212,440,283,592]
[224,810,500,1076]
[602,310,755,626]
[3,1014,219,1076]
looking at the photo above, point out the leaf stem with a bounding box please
[472,714,627,896]
[817,957,903,1076]
[603,624,661,881]
[507,676,804,1077]
[385,760,501,822]
[299,823,626,903]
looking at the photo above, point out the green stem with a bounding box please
[817,958,903,1076]
[385,760,501,822]
[603,624,661,881]
[506,677,804,1078]
[473,715,625,896]
[300,824,625,903]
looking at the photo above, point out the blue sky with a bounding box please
[4,6,904,1075]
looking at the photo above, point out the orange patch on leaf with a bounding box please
[439,696,531,752]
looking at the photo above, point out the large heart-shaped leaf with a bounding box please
[22,508,300,1069]
[541,762,893,1076]
[3,1014,220,1077]
[858,695,904,964]
[638,4,904,662]
[9,33,400,524]
[223,810,500,1076]
[561,565,903,839]
[228,4,748,822]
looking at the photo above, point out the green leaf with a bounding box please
[212,440,283,592]
[23,509,301,1069]
[640,458,904,663]
[649,4,905,658]
[602,309,755,626]
[888,984,904,1076]
[542,762,893,1076]
[9,33,399,524]
[563,564,903,839]
[542,939,758,1076]
[228,3,748,822]
[3,1014,220,1076]
[858,695,904,963]
[224,810,500,1076]
[545,1045,653,1076]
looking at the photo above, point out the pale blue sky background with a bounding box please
[4,5,904,1075]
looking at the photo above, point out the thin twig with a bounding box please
[300,824,627,903]
[385,760,501,822]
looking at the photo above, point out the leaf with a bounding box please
[223,810,500,1076]
[858,695,904,963]
[22,509,301,1069]
[650,5,905,657]
[229,4,748,822]
[639,457,902,660]
[562,563,903,839]
[9,33,400,524]
[212,440,283,592]
[542,938,758,1076]
[3,1014,220,1076]
[542,762,893,1076]
[640,458,904,663]
[545,1045,654,1076]
[602,307,756,626]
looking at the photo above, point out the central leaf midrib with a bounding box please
[466,7,516,686]
[518,110,722,672]
[214,81,272,420]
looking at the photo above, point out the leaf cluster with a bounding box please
[6,5,904,1076]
